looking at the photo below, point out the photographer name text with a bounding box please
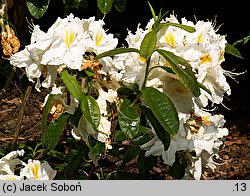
[1,182,83,193]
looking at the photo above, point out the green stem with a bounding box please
[141,58,151,89]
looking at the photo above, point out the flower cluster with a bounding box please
[0,150,56,180]
[9,12,237,179]
[120,15,230,179]
[10,14,118,91]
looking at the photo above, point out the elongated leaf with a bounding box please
[132,134,153,146]
[81,95,101,129]
[150,66,175,74]
[147,1,169,32]
[61,70,84,101]
[140,105,170,150]
[64,142,88,179]
[26,0,50,19]
[147,1,156,21]
[159,22,196,33]
[124,146,141,163]
[69,106,83,127]
[43,114,69,149]
[233,34,250,45]
[151,66,209,95]
[95,47,139,60]
[64,0,88,9]
[156,49,200,97]
[140,31,157,59]
[137,150,158,176]
[141,87,179,135]
[225,43,244,59]
[168,159,185,179]
[114,0,126,12]
[114,130,128,142]
[41,94,54,143]
[88,135,106,157]
[118,104,140,139]
[199,82,211,95]
[97,0,114,15]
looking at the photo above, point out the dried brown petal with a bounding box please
[1,27,20,56]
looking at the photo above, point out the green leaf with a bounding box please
[114,0,126,12]
[147,1,169,32]
[65,142,87,179]
[233,34,250,45]
[69,106,83,127]
[156,49,200,97]
[147,1,156,21]
[198,82,211,95]
[26,0,50,19]
[159,22,196,33]
[114,130,128,142]
[41,94,54,143]
[137,150,158,176]
[61,70,85,101]
[118,103,140,139]
[132,134,153,146]
[95,47,139,60]
[225,43,244,59]
[117,85,139,103]
[124,146,141,163]
[141,87,179,135]
[43,114,69,149]
[97,0,114,15]
[64,0,88,9]
[140,31,157,59]
[88,135,106,157]
[140,105,170,150]
[150,66,175,74]
[81,95,101,129]
[47,150,66,161]
[168,160,185,179]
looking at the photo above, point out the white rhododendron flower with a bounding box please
[0,149,24,175]
[20,159,57,180]
[71,114,113,150]
[41,14,88,70]
[87,19,118,54]
[0,150,56,180]
[141,107,228,179]
[9,24,56,91]
[0,174,24,180]
[9,13,118,91]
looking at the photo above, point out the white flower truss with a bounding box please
[115,14,234,179]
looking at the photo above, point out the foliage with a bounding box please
[26,0,127,19]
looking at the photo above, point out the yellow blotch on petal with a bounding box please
[6,175,17,180]
[164,32,175,48]
[95,32,103,46]
[64,30,76,48]
[202,115,212,126]
[200,54,211,64]
[30,162,40,180]
[219,50,224,62]
[197,33,203,44]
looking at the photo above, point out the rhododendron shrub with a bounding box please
[4,3,242,180]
